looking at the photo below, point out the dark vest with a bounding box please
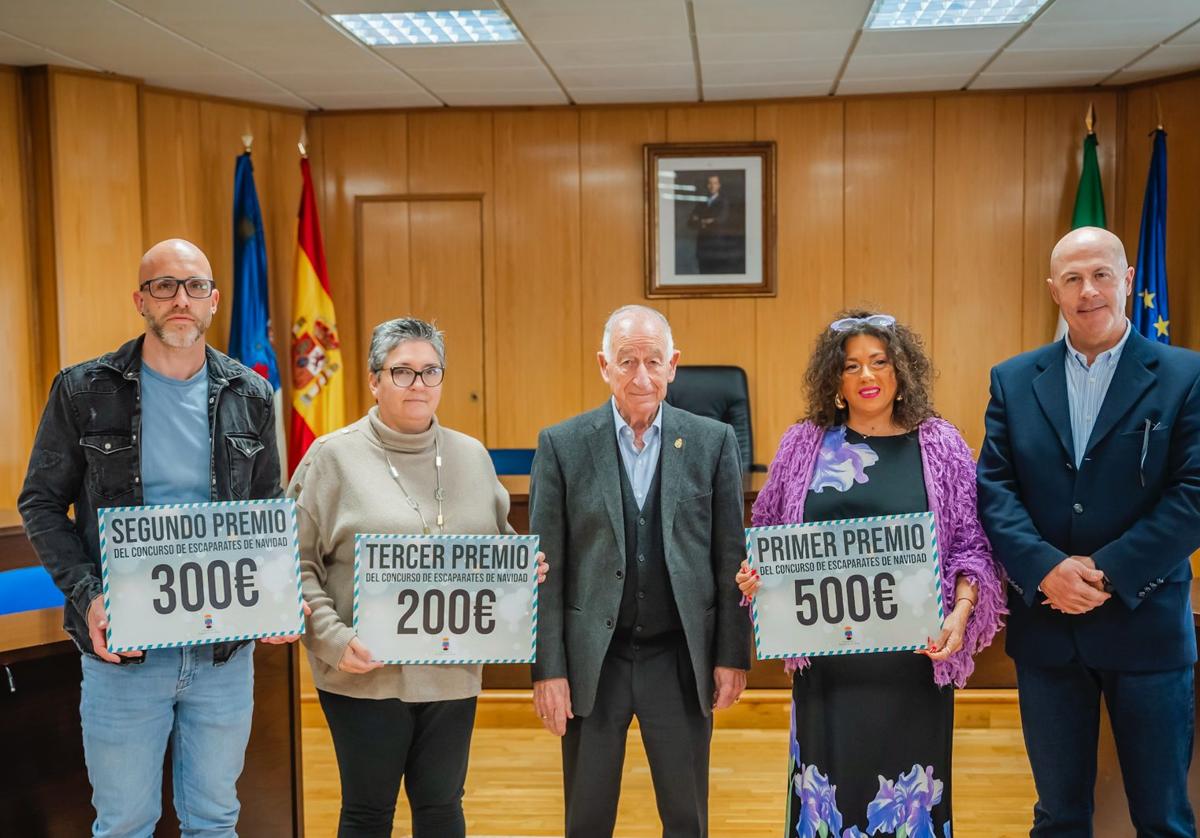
[612,442,683,654]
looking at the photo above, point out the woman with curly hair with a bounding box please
[736,310,1006,837]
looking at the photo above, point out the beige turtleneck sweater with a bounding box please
[287,406,514,701]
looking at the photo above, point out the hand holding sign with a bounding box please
[354,534,540,665]
[747,512,942,659]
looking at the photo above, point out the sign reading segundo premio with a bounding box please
[99,499,304,653]
[354,533,540,665]
[747,512,943,659]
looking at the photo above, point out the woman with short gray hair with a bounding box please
[288,316,546,838]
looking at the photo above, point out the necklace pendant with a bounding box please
[421,524,431,535]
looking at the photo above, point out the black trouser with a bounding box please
[562,640,712,838]
[318,689,477,838]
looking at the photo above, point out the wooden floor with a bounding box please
[301,690,1038,837]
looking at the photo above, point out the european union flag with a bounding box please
[230,151,282,387]
[1133,129,1169,344]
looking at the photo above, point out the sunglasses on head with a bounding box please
[829,314,896,332]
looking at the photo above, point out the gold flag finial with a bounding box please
[1154,92,1164,131]
[1085,102,1095,135]
[241,133,253,154]
[298,126,308,159]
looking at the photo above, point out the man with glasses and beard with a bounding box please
[19,238,295,837]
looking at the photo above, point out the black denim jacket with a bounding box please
[18,336,284,663]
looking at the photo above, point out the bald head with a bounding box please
[138,238,212,285]
[1049,227,1127,278]
[1046,226,1133,362]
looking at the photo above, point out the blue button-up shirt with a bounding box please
[1064,320,1132,467]
[612,398,663,510]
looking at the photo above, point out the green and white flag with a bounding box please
[1056,129,1107,340]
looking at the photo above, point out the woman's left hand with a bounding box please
[535,551,549,584]
[921,601,970,661]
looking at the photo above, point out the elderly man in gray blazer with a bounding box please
[530,304,752,838]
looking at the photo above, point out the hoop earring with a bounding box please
[896,393,903,401]
[834,394,846,410]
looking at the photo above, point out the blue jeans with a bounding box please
[80,644,255,838]
[1016,660,1196,837]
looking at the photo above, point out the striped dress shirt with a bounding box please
[1064,320,1132,467]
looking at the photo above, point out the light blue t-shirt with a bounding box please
[140,361,211,505]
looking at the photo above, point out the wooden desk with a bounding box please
[0,514,305,837]
[489,474,1017,690]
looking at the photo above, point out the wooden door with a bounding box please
[359,199,486,441]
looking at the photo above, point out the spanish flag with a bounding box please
[288,155,344,474]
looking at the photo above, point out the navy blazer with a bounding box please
[977,329,1200,671]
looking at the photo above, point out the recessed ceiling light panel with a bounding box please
[865,0,1049,29]
[333,10,522,46]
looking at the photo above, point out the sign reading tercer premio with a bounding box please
[747,512,942,659]
[99,500,304,652]
[354,533,539,664]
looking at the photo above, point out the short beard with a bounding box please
[144,309,208,348]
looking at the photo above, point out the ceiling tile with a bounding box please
[504,0,686,41]
[703,81,830,100]
[704,57,843,86]
[988,46,1147,74]
[376,42,541,70]
[1171,21,1200,45]
[692,0,871,35]
[0,29,95,68]
[843,51,994,78]
[307,89,443,109]
[1111,42,1200,76]
[855,26,1017,55]
[970,70,1109,89]
[409,65,558,92]
[557,63,695,88]
[698,32,854,63]
[836,75,969,95]
[571,86,696,104]
[538,37,694,67]
[437,88,568,106]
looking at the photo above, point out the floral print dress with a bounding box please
[786,427,953,838]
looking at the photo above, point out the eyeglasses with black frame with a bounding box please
[140,276,217,300]
[386,365,445,388]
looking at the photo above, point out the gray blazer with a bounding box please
[529,401,752,717]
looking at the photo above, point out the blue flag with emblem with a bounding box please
[230,151,281,385]
[1133,129,1169,344]
[230,150,287,482]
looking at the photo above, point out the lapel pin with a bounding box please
[674,438,683,449]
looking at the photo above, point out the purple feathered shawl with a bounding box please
[751,418,1006,688]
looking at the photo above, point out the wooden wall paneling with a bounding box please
[0,69,38,507]
[492,110,582,447]
[49,72,144,365]
[844,98,935,342]
[753,101,845,466]
[196,100,273,353]
[406,112,495,442]
[139,90,204,248]
[578,108,667,409]
[1021,92,1120,350]
[308,113,409,418]
[662,106,759,414]
[21,69,59,389]
[356,195,490,442]
[932,95,1026,450]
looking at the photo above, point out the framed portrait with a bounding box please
[643,141,776,298]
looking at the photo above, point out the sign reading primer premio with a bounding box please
[99,499,304,652]
[354,533,539,665]
[747,512,942,659]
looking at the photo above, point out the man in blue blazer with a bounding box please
[978,227,1199,836]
